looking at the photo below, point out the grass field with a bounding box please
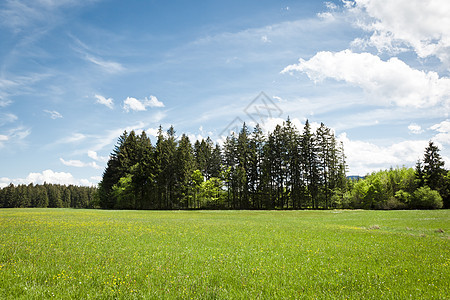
[0,209,448,299]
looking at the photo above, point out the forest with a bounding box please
[97,119,347,210]
[97,118,447,210]
[0,183,97,208]
[1,119,448,210]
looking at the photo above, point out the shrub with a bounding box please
[411,186,443,209]
[381,196,407,210]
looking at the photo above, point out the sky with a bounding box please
[1,0,450,187]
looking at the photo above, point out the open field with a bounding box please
[0,209,448,299]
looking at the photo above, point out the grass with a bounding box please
[0,209,448,299]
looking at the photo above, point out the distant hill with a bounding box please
[347,175,365,181]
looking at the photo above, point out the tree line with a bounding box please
[0,183,98,209]
[98,119,348,210]
[1,125,447,210]
[344,141,448,209]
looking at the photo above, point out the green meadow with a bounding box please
[0,209,448,299]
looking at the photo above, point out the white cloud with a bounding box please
[60,133,86,144]
[282,50,450,108]
[60,158,101,169]
[0,169,96,188]
[123,97,146,112]
[85,54,124,73]
[261,35,271,43]
[273,95,287,103]
[94,94,114,109]
[87,150,108,162]
[430,120,450,133]
[0,126,31,148]
[146,95,165,108]
[247,117,316,136]
[408,123,423,134]
[0,0,99,33]
[0,113,18,126]
[0,99,12,107]
[430,120,450,145]
[0,177,12,188]
[347,0,450,67]
[90,121,146,152]
[44,110,63,119]
[123,95,165,112]
[339,132,429,175]
[317,11,335,21]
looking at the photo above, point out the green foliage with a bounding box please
[112,175,136,209]
[0,184,96,208]
[348,167,419,209]
[99,120,348,210]
[411,186,443,209]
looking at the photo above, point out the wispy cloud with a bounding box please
[0,126,31,148]
[94,94,114,109]
[52,133,86,145]
[85,54,125,73]
[60,158,101,169]
[44,110,63,119]
[0,0,100,32]
[0,113,18,126]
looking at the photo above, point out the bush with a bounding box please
[379,196,407,210]
[411,186,443,209]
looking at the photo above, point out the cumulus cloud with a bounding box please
[94,94,114,109]
[338,132,429,175]
[44,110,63,119]
[0,169,96,188]
[347,0,450,67]
[430,120,450,145]
[408,123,423,134]
[146,127,159,138]
[282,50,450,108]
[60,158,101,169]
[123,95,165,112]
[87,150,108,162]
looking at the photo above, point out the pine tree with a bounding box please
[223,133,238,208]
[302,120,319,208]
[175,134,195,208]
[237,123,251,208]
[99,131,129,208]
[423,141,445,191]
[249,124,265,209]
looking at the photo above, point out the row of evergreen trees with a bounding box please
[98,119,348,209]
[1,135,447,210]
[0,183,98,208]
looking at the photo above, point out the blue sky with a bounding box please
[1,0,450,187]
